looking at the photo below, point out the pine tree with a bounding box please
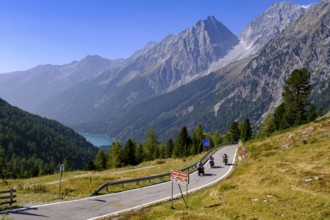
[143,128,158,161]
[307,104,317,122]
[273,103,287,130]
[239,119,252,142]
[94,149,106,171]
[165,139,174,158]
[83,161,95,171]
[282,68,311,126]
[158,144,166,159]
[191,124,204,155]
[173,126,191,157]
[63,158,69,171]
[257,113,275,138]
[121,139,137,166]
[0,146,7,182]
[134,144,144,165]
[107,141,121,168]
[227,122,240,142]
[153,145,160,159]
[212,130,223,146]
[317,107,324,118]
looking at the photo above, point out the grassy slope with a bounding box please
[1,118,329,219]
[116,117,330,220]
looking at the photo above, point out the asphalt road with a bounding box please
[4,143,240,220]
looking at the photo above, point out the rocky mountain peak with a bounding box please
[80,54,106,63]
[195,16,219,27]
[239,2,308,48]
[209,1,309,71]
[189,16,235,44]
[231,0,330,122]
[115,16,238,93]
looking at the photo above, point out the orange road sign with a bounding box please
[170,170,189,184]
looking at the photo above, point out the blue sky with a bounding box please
[0,0,320,73]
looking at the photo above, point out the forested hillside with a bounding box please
[0,98,98,178]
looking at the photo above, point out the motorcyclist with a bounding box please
[222,153,228,165]
[196,161,204,176]
[209,155,214,168]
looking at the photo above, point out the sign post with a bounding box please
[170,170,189,208]
[89,172,92,194]
[58,164,64,199]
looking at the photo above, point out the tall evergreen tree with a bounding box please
[165,139,174,158]
[0,146,6,182]
[257,114,275,138]
[158,144,166,159]
[83,161,95,171]
[212,130,223,146]
[317,107,324,118]
[153,145,160,159]
[63,158,69,171]
[143,128,158,161]
[107,141,121,168]
[173,126,191,157]
[191,124,204,155]
[227,122,240,142]
[134,144,144,165]
[273,103,287,130]
[282,68,311,126]
[121,139,137,166]
[307,104,317,122]
[94,149,106,171]
[239,119,252,142]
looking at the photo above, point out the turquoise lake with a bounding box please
[80,133,113,147]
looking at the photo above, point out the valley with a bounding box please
[79,133,113,147]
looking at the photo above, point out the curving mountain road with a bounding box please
[3,143,240,220]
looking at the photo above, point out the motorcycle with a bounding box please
[197,164,204,176]
[209,160,214,168]
[223,157,228,165]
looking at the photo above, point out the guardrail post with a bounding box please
[10,188,13,206]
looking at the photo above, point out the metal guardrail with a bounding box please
[0,188,16,206]
[91,142,237,195]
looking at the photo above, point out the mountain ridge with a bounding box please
[0,55,123,113]
[1,1,328,143]
[95,1,315,141]
[0,98,98,178]
[32,15,239,126]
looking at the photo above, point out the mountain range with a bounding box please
[0,1,329,142]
